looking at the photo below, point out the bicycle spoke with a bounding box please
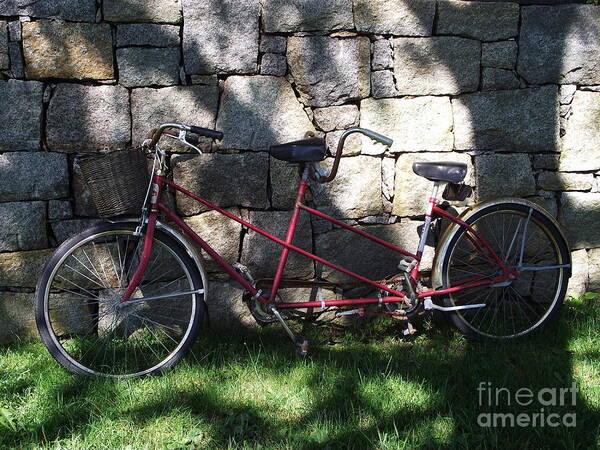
[41,227,201,377]
[445,206,565,338]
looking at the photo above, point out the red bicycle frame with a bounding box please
[121,168,514,311]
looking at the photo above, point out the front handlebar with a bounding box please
[314,127,393,183]
[146,123,224,150]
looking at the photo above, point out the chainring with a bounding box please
[242,290,282,326]
[379,274,420,316]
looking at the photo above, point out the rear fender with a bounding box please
[430,198,572,290]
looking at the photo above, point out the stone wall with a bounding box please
[0,0,599,341]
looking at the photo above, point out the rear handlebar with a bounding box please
[314,127,393,183]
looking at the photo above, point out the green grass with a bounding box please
[1,297,599,449]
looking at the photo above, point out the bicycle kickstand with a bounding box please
[268,305,309,357]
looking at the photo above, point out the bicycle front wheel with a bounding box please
[35,222,205,378]
[440,201,570,339]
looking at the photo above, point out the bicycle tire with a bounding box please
[437,200,570,339]
[35,222,205,378]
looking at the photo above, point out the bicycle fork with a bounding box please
[120,210,158,303]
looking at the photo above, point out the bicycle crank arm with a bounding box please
[268,305,310,356]
[423,298,486,312]
[335,308,366,317]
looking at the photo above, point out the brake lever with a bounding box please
[164,130,203,154]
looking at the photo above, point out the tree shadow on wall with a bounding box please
[15,0,598,447]
[164,1,598,448]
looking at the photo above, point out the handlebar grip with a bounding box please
[185,133,200,146]
[362,129,393,147]
[188,125,224,141]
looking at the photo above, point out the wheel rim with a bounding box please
[445,208,564,338]
[43,230,198,377]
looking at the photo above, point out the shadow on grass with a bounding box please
[1,299,598,448]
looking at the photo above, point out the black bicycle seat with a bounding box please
[270,138,326,163]
[412,161,467,183]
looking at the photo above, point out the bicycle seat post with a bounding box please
[413,181,442,275]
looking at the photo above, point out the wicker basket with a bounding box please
[78,148,150,218]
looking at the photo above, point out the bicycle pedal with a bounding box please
[402,322,417,336]
[295,336,309,357]
[398,257,417,273]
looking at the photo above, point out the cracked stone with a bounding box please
[559,85,577,105]
[287,36,370,107]
[216,76,315,151]
[313,105,359,132]
[372,39,393,70]
[559,91,600,172]
[371,70,398,99]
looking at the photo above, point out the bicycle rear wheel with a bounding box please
[440,201,570,339]
[35,222,205,378]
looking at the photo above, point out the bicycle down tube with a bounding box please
[122,168,511,310]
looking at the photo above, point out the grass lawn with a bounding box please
[0,297,598,449]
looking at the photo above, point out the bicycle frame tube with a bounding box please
[122,171,511,310]
[159,177,408,300]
